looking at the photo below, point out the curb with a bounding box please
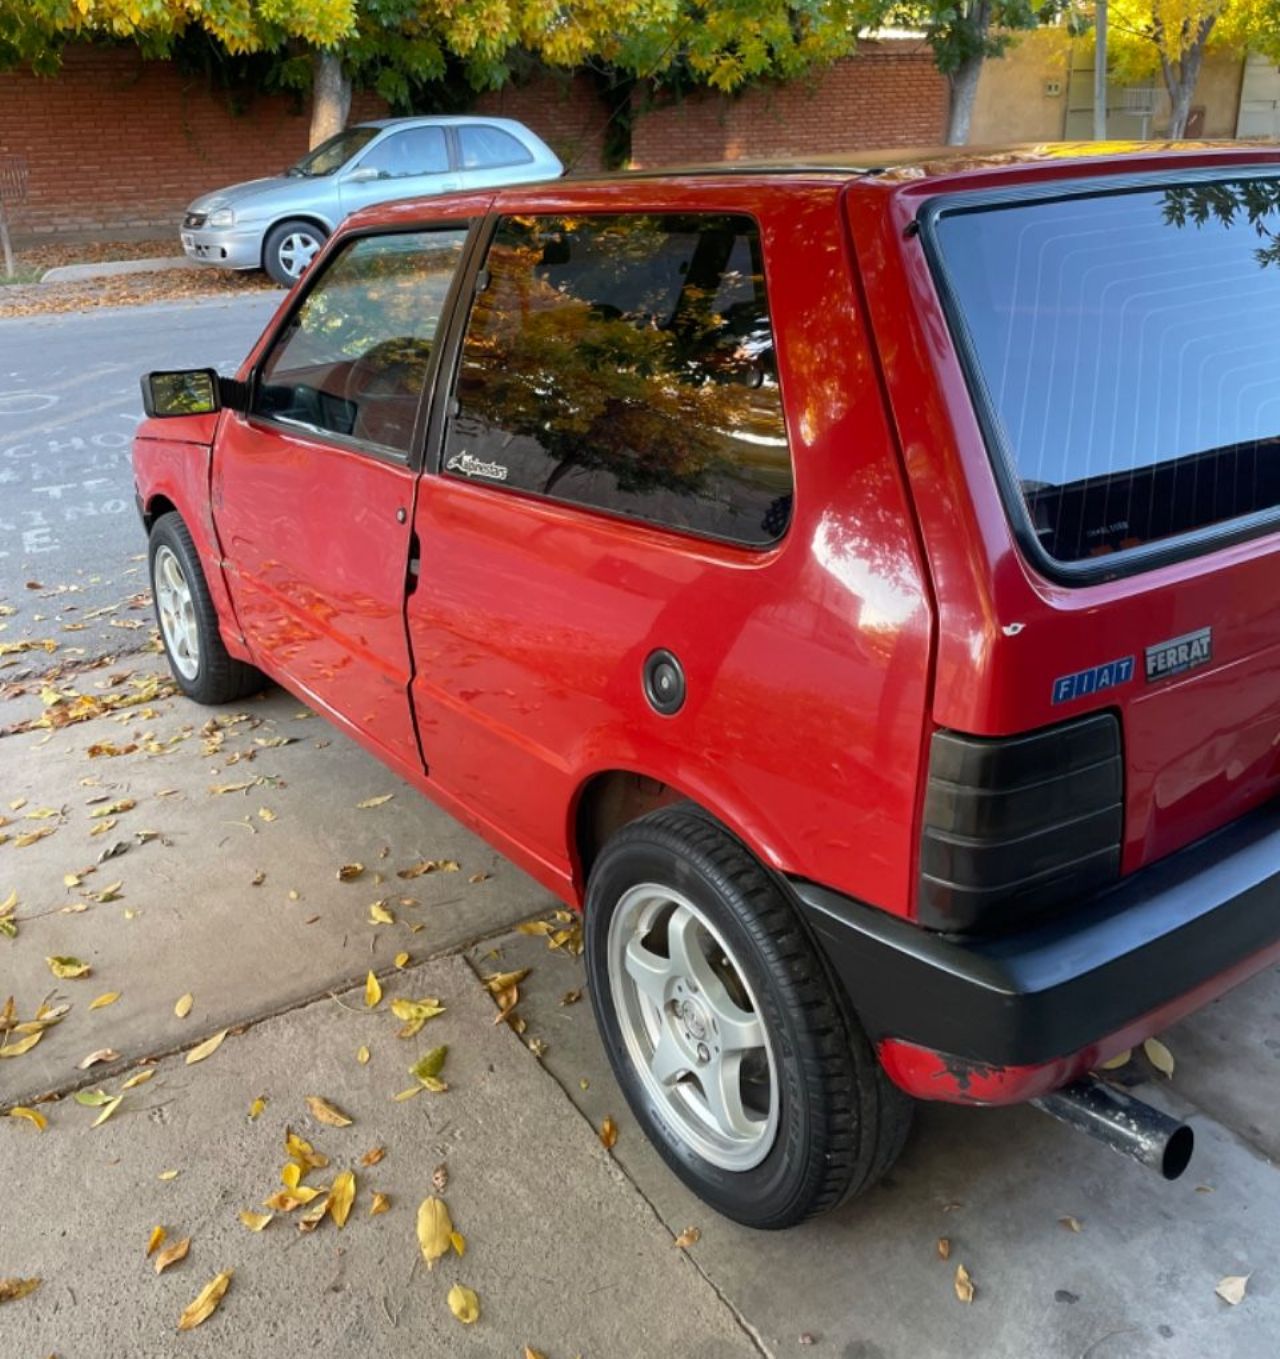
[41,255,194,284]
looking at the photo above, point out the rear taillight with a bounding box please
[918,713,1123,933]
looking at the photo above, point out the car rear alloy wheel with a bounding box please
[148,511,264,705]
[264,219,327,287]
[586,805,913,1229]
[607,883,780,1172]
[153,544,199,681]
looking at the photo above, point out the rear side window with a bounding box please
[442,213,793,547]
[457,125,533,170]
[929,175,1280,571]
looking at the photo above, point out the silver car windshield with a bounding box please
[288,127,380,178]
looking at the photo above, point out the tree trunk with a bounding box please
[1159,19,1214,140]
[310,50,352,149]
[946,53,985,146]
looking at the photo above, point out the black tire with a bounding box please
[585,805,912,1230]
[262,218,327,287]
[148,512,264,705]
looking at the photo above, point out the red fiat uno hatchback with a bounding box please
[134,143,1280,1228]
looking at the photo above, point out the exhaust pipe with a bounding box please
[1031,1076,1194,1180]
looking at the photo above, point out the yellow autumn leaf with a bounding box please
[6,1106,47,1132]
[1216,1274,1250,1306]
[337,863,365,882]
[370,1191,391,1216]
[249,1096,267,1120]
[257,807,276,822]
[525,1348,549,1359]
[356,794,394,808]
[673,1226,701,1249]
[600,1116,618,1150]
[297,1191,332,1233]
[0,1030,44,1058]
[158,1169,180,1181]
[394,952,410,969]
[1143,1036,1176,1078]
[329,1170,356,1228]
[360,1146,385,1167]
[174,993,194,1018]
[369,900,395,925]
[238,1210,273,1232]
[177,1268,231,1329]
[0,1277,40,1304]
[263,1185,323,1211]
[306,1095,353,1128]
[46,955,91,979]
[121,1069,154,1090]
[285,1128,329,1171]
[185,1030,227,1065]
[450,1230,466,1257]
[954,1263,975,1304]
[417,1196,454,1268]
[356,1045,371,1065]
[365,971,382,1008]
[89,991,120,1010]
[154,1236,191,1274]
[147,1225,167,1256]
[447,1283,480,1325]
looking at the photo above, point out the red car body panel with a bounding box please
[132,144,1280,1108]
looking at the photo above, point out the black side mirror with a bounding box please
[141,368,221,418]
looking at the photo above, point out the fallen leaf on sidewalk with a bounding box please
[954,1263,975,1304]
[417,1196,454,1267]
[239,1210,273,1232]
[390,996,444,1038]
[177,1268,231,1329]
[524,1348,548,1359]
[357,794,394,808]
[155,1237,191,1274]
[369,901,395,925]
[174,993,194,1018]
[158,1169,180,1181]
[14,828,56,848]
[361,1146,385,1167]
[147,1226,167,1256]
[0,1278,40,1304]
[89,992,120,1010]
[249,1096,266,1120]
[78,1048,120,1069]
[600,1116,618,1150]
[47,955,91,979]
[447,1283,479,1324]
[394,952,410,969]
[122,1070,154,1090]
[398,859,458,879]
[329,1170,356,1227]
[937,1237,951,1260]
[356,1045,371,1064]
[1059,1216,1083,1233]
[410,1046,448,1091]
[365,971,382,1008]
[6,1106,47,1132]
[285,1128,329,1171]
[1143,1037,1176,1078]
[306,1095,353,1128]
[1216,1274,1249,1306]
[338,863,365,882]
[673,1227,701,1249]
[256,807,276,823]
[370,1192,390,1216]
[90,799,136,819]
[186,1030,227,1065]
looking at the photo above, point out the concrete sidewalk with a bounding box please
[1,958,755,1357]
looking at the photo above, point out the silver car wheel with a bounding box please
[277,231,320,279]
[606,882,780,1172]
[153,544,200,681]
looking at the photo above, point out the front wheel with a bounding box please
[585,805,912,1229]
[263,219,326,287]
[149,512,263,705]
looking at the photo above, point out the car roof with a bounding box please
[354,115,539,132]
[571,140,1280,187]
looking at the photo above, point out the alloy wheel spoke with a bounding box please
[701,980,764,1055]
[623,934,673,1009]
[665,906,718,994]
[698,1052,758,1140]
[648,1025,689,1087]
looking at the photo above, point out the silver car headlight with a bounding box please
[207,208,235,229]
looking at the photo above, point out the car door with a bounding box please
[339,127,461,218]
[212,223,473,764]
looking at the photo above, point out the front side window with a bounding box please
[253,228,469,457]
[288,127,379,178]
[931,175,1280,570]
[458,125,534,170]
[442,213,793,546]
[356,127,450,179]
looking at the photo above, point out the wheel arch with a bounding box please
[261,215,332,269]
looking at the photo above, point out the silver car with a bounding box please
[180,115,563,286]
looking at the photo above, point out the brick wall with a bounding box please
[631,41,948,167]
[0,46,383,238]
[0,40,946,240]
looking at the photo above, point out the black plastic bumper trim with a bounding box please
[792,796,1280,1068]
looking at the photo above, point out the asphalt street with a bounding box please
[0,294,280,662]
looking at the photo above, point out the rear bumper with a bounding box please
[792,796,1280,1105]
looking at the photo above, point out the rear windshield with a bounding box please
[930,175,1280,570]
